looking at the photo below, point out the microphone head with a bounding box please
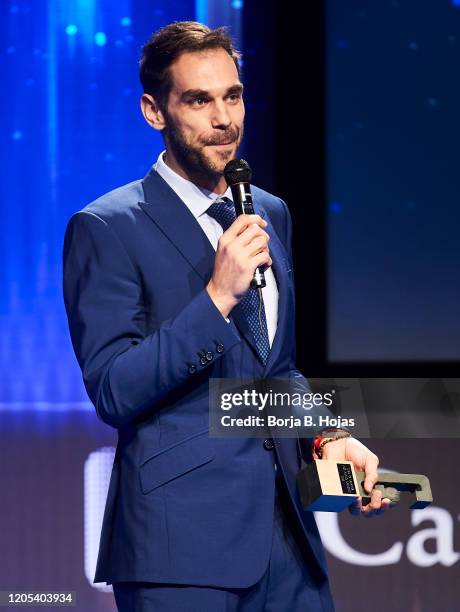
[224,158,252,185]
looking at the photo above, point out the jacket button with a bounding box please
[216,343,224,353]
[188,364,197,374]
[200,355,207,366]
[205,351,213,362]
[263,438,274,451]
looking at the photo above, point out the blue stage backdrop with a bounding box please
[0,0,242,406]
[327,0,460,362]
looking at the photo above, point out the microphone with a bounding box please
[224,159,266,289]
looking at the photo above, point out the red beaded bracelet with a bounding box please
[312,428,352,460]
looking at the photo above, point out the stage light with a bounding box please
[121,17,131,27]
[94,31,106,47]
[65,24,78,36]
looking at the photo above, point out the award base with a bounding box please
[297,460,433,512]
[297,460,360,512]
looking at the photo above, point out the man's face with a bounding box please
[162,47,245,182]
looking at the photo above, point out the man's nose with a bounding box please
[211,100,231,128]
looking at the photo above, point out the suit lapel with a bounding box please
[139,168,290,366]
[139,168,216,283]
[252,194,290,373]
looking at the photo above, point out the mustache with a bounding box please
[202,128,239,146]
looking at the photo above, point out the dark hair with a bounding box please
[139,21,241,110]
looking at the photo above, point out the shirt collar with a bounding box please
[153,150,233,219]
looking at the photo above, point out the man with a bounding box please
[63,21,390,612]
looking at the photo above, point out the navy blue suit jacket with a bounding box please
[63,167,329,587]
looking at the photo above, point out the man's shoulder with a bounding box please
[251,184,288,220]
[78,178,145,222]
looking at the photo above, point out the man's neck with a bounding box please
[163,150,228,195]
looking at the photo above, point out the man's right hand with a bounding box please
[206,214,272,318]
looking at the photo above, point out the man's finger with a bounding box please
[379,499,392,512]
[229,214,267,238]
[383,497,396,508]
[363,453,379,493]
[365,501,391,517]
[362,489,382,516]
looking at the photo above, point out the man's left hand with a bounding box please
[321,437,393,517]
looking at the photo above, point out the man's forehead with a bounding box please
[169,48,241,95]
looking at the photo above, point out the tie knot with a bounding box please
[206,197,236,232]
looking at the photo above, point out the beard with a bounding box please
[162,109,244,184]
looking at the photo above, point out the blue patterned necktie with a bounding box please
[206,197,271,365]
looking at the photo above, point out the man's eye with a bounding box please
[191,98,207,106]
[227,93,242,103]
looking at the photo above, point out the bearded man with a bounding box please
[63,21,390,612]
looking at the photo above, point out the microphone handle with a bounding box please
[230,182,267,289]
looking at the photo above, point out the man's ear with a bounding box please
[140,93,166,131]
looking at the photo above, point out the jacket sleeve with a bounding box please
[63,210,241,429]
